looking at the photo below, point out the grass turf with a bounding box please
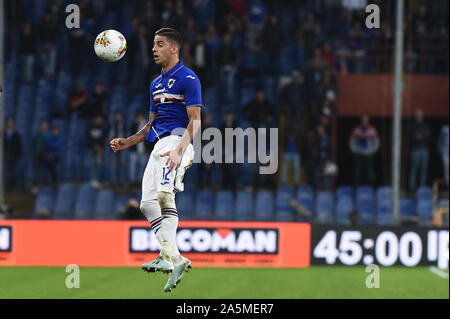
[0,266,448,299]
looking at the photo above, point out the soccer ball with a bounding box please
[94,29,127,62]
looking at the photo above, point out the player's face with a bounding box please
[153,35,175,66]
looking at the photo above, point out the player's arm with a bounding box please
[161,106,201,170]
[110,112,156,152]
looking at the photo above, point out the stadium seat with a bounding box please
[53,183,77,219]
[416,186,433,201]
[315,191,334,224]
[33,189,55,219]
[93,190,116,220]
[255,190,275,221]
[376,186,394,225]
[335,186,355,225]
[415,186,433,225]
[400,198,417,224]
[275,186,295,222]
[214,191,234,221]
[175,186,196,220]
[194,190,214,220]
[73,183,97,220]
[296,186,315,216]
[356,186,376,225]
[234,190,254,221]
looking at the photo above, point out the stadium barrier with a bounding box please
[0,221,311,268]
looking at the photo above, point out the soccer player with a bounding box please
[109,28,202,292]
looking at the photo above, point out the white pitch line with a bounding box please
[429,266,449,279]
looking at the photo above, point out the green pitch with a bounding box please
[0,266,448,299]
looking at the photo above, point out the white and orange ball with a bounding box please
[94,29,127,62]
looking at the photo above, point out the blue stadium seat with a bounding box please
[73,183,97,220]
[53,183,77,219]
[194,190,214,220]
[235,190,254,221]
[275,186,295,222]
[315,191,334,224]
[416,186,433,201]
[215,191,234,221]
[296,186,315,216]
[255,190,275,221]
[93,190,116,220]
[33,189,55,219]
[400,197,416,222]
[376,186,394,225]
[356,186,376,224]
[176,187,196,220]
[416,186,433,225]
[336,186,355,225]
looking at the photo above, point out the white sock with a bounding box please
[140,199,163,247]
[158,191,181,260]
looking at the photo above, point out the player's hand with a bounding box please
[110,137,129,152]
[160,149,182,171]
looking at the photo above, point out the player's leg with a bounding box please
[140,148,170,273]
[163,142,195,292]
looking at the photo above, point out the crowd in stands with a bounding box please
[1,0,449,222]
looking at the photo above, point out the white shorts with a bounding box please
[141,135,194,201]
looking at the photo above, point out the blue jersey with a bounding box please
[146,61,202,143]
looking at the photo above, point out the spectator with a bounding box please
[87,82,109,119]
[228,0,247,18]
[281,120,302,187]
[321,42,336,67]
[66,81,89,118]
[408,109,431,190]
[220,110,240,192]
[109,111,126,182]
[3,118,23,190]
[438,124,449,187]
[259,14,284,76]
[316,124,331,190]
[247,0,267,52]
[128,22,151,91]
[349,115,380,187]
[44,125,63,187]
[86,115,108,185]
[129,111,148,184]
[193,33,208,85]
[303,129,320,188]
[197,112,215,189]
[279,70,305,122]
[19,21,36,83]
[39,11,59,77]
[216,33,238,103]
[32,120,51,187]
[69,28,89,76]
[182,18,197,46]
[305,47,331,98]
[117,198,143,220]
[348,20,368,73]
[243,90,274,127]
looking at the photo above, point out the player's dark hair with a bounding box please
[155,28,182,48]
